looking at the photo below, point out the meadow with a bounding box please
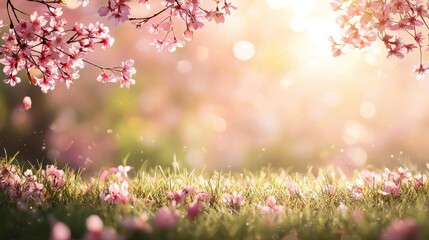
[1,155,427,240]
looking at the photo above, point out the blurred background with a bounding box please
[2,0,429,174]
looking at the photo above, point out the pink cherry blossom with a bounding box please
[193,190,212,202]
[414,64,429,81]
[21,96,32,111]
[222,1,238,16]
[1,1,137,99]
[331,0,429,80]
[119,59,136,88]
[166,37,186,52]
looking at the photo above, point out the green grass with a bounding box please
[1,156,429,239]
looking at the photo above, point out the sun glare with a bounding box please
[233,41,255,61]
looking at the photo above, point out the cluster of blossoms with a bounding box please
[2,161,429,239]
[98,0,236,52]
[0,1,136,95]
[0,163,66,204]
[1,0,234,104]
[345,167,427,198]
[100,164,132,205]
[330,0,429,80]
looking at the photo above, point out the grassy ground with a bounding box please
[1,155,428,240]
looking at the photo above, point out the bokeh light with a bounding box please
[1,0,429,174]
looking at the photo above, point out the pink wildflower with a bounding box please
[381,217,419,240]
[257,196,285,215]
[115,165,131,182]
[347,179,364,199]
[193,190,212,202]
[287,182,299,196]
[102,181,130,204]
[44,165,66,188]
[152,207,178,229]
[414,174,426,189]
[379,181,401,197]
[122,213,152,232]
[84,215,120,240]
[51,221,71,240]
[166,186,195,204]
[322,184,335,196]
[86,215,104,234]
[337,202,348,215]
[222,191,245,208]
[187,201,204,220]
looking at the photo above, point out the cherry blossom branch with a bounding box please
[0,0,235,110]
[98,0,237,52]
[329,0,429,80]
[0,0,136,97]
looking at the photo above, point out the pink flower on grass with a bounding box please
[51,221,71,240]
[222,191,245,208]
[187,201,204,220]
[122,213,152,232]
[110,165,131,182]
[379,181,401,197]
[102,181,130,204]
[287,182,299,196]
[414,174,426,189]
[44,165,66,188]
[193,190,212,202]
[337,202,348,215]
[84,214,118,240]
[86,215,104,234]
[152,207,178,229]
[257,196,285,215]
[322,184,335,196]
[347,179,364,199]
[166,186,195,204]
[381,217,419,240]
